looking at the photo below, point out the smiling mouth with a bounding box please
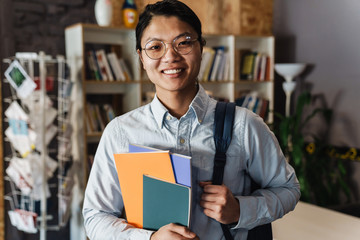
[162,69,183,74]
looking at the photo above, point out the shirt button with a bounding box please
[180,138,185,144]
[166,115,172,120]
[198,119,203,123]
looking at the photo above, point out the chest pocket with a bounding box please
[197,148,245,196]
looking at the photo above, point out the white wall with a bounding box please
[273,0,360,202]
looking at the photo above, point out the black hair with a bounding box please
[135,0,205,51]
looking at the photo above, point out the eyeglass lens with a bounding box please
[144,35,196,59]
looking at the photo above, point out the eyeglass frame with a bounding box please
[140,33,204,60]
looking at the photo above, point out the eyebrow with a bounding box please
[143,32,193,43]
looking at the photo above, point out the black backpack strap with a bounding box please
[212,102,236,185]
[247,223,273,240]
[212,101,236,240]
[213,102,273,240]
[247,180,273,240]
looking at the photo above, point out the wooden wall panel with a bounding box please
[239,0,273,36]
[137,0,273,35]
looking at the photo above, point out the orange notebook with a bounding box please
[114,151,175,228]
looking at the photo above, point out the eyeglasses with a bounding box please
[141,34,199,60]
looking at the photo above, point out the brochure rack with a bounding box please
[2,52,74,240]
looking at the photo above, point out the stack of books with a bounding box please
[114,144,192,230]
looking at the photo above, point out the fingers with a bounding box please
[169,223,196,238]
[151,223,197,240]
[200,182,227,194]
[199,183,240,224]
[200,184,228,202]
[199,181,212,187]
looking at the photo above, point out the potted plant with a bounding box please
[272,91,351,207]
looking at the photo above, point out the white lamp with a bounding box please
[275,63,307,117]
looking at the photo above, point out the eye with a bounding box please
[178,40,192,46]
[145,41,163,51]
[176,36,194,48]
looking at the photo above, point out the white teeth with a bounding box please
[163,69,182,74]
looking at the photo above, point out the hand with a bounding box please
[150,223,199,240]
[199,181,240,224]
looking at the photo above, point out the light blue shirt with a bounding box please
[83,85,300,240]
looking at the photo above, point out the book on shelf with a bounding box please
[106,52,126,81]
[85,102,117,133]
[240,51,257,80]
[96,49,114,81]
[93,50,108,81]
[252,52,261,81]
[265,55,271,81]
[143,175,191,231]
[118,58,133,81]
[94,104,106,130]
[235,49,250,80]
[209,46,225,81]
[199,46,230,82]
[103,104,116,122]
[86,51,102,80]
[85,103,98,132]
[199,47,216,82]
[235,92,269,120]
[223,52,231,81]
[216,52,229,81]
[239,50,271,81]
[258,54,267,81]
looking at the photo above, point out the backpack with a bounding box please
[212,101,272,240]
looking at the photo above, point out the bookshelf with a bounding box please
[64,23,274,183]
[65,23,143,182]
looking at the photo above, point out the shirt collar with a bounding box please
[150,84,210,129]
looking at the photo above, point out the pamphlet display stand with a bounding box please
[2,52,74,240]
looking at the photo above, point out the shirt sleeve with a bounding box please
[82,119,154,240]
[232,110,301,230]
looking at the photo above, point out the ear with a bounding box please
[200,38,206,54]
[137,49,146,70]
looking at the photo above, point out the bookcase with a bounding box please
[64,23,274,183]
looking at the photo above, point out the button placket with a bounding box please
[177,117,191,154]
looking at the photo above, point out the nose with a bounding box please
[162,42,180,61]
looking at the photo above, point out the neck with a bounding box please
[157,84,198,119]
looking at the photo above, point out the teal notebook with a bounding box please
[143,175,191,230]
